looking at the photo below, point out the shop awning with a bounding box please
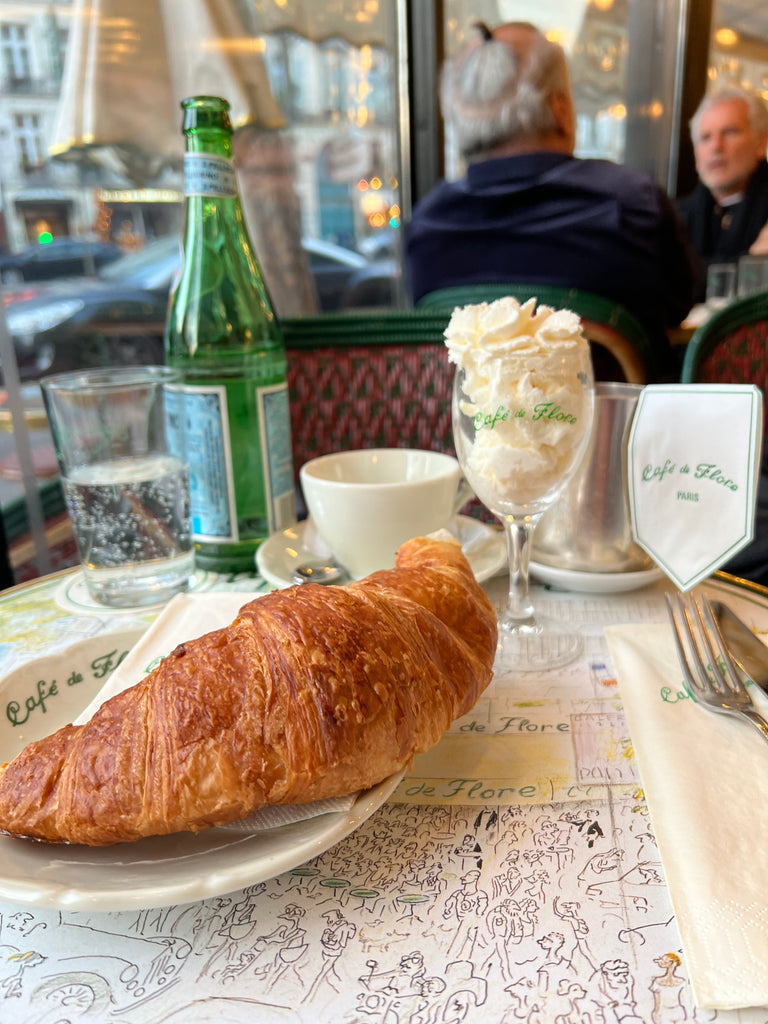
[252,0,392,47]
[50,0,285,186]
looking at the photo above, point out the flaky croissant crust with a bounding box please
[0,537,497,845]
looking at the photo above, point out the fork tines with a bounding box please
[666,591,768,746]
[666,591,740,700]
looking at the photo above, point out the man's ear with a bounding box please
[550,90,577,150]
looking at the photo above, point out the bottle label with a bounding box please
[184,153,237,198]
[259,384,296,532]
[165,384,238,541]
[165,381,295,542]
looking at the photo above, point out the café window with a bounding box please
[286,36,318,117]
[321,42,349,121]
[13,112,44,173]
[1,22,31,84]
[708,1,768,97]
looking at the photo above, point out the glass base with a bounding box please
[83,551,195,608]
[494,614,583,673]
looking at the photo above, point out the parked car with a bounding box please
[0,237,123,284]
[302,236,398,311]
[2,236,398,381]
[4,238,177,381]
[305,237,369,311]
[357,229,399,260]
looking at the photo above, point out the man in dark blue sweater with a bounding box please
[405,21,702,380]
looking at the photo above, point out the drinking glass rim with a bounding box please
[40,365,180,393]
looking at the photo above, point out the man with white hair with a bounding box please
[677,86,768,273]
[405,21,701,380]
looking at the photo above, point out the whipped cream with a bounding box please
[445,297,593,508]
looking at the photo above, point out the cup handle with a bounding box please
[452,476,474,516]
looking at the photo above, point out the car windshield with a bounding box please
[98,237,179,289]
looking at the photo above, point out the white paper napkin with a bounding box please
[75,592,356,832]
[606,622,768,1009]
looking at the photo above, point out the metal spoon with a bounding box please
[292,562,347,585]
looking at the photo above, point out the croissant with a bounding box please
[0,536,497,846]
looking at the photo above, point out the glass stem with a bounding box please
[500,515,540,630]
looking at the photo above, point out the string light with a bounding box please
[715,27,738,47]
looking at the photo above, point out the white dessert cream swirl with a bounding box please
[445,297,593,508]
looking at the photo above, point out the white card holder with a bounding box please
[628,384,763,591]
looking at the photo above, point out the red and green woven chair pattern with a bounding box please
[681,290,768,424]
[283,312,456,475]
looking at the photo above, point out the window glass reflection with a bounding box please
[708,2,768,111]
[443,0,682,189]
[0,0,407,583]
[0,0,403,332]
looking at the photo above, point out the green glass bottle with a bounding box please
[165,95,295,573]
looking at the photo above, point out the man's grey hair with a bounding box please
[440,22,570,160]
[690,85,768,142]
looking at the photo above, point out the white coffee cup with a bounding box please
[299,448,473,579]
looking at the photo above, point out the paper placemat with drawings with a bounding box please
[0,570,765,1023]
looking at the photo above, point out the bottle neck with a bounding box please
[183,129,233,161]
[182,150,238,201]
[182,106,236,199]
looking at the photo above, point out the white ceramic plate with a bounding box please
[256,515,506,589]
[530,560,665,594]
[0,633,402,911]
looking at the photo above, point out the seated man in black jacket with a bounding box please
[677,86,768,292]
[405,21,702,381]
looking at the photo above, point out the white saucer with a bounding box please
[256,516,506,589]
[54,568,218,614]
[530,560,664,594]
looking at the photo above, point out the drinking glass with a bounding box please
[452,359,594,671]
[737,254,768,297]
[42,366,194,608]
[705,262,737,308]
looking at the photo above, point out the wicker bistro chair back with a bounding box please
[681,291,768,428]
[4,312,461,585]
[416,283,655,385]
[282,312,456,477]
[681,289,768,587]
[2,479,77,586]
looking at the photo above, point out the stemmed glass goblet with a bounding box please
[452,352,594,672]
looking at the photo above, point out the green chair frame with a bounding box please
[681,289,768,395]
[3,311,462,584]
[681,289,768,588]
[417,283,656,385]
[1,478,77,585]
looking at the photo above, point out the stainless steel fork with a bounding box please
[666,591,768,744]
